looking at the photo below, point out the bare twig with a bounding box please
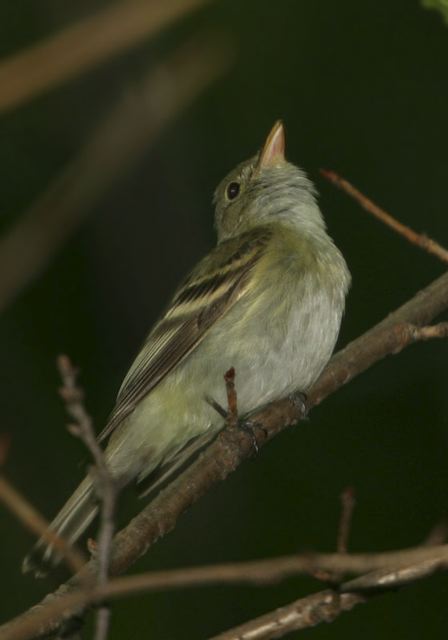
[210,549,448,639]
[57,355,116,640]
[340,553,448,593]
[307,320,448,410]
[0,476,85,575]
[0,33,232,313]
[0,422,85,575]
[0,0,211,113]
[2,545,448,640]
[0,428,86,576]
[209,589,367,640]
[309,487,357,584]
[2,270,448,639]
[320,169,448,264]
[337,487,356,555]
[224,367,238,429]
[57,355,111,496]
[413,323,448,340]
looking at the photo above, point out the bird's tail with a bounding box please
[22,476,97,576]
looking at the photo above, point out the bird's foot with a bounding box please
[205,395,228,419]
[237,418,268,454]
[205,395,265,455]
[288,391,309,420]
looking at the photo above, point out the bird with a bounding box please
[23,120,350,575]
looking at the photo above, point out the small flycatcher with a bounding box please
[24,121,350,574]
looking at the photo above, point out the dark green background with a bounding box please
[1,0,448,637]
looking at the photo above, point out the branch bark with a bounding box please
[210,548,448,640]
[57,355,117,640]
[210,590,367,640]
[2,545,448,640]
[1,269,448,640]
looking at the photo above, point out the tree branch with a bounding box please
[0,476,86,576]
[0,432,85,577]
[337,487,356,556]
[210,546,448,640]
[209,589,367,640]
[2,544,448,640]
[57,355,117,640]
[2,269,448,639]
[320,169,448,264]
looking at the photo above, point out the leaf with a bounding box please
[422,0,448,24]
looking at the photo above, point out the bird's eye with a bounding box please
[226,181,240,200]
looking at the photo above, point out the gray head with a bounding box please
[214,121,326,242]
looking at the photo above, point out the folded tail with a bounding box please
[22,476,97,577]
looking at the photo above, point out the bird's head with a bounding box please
[214,121,325,242]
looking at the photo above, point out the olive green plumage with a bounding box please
[23,121,350,575]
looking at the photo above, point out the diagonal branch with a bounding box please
[320,169,448,264]
[0,0,211,113]
[0,431,86,577]
[1,269,448,639]
[209,589,367,640]
[0,476,86,576]
[0,33,231,314]
[209,546,448,640]
[2,543,448,640]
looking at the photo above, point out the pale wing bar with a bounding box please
[99,229,272,440]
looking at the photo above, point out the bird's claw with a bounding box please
[237,419,268,454]
[288,391,308,419]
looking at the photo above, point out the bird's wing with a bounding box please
[99,227,272,441]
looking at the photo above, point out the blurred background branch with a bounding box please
[0,475,86,576]
[0,33,232,313]
[0,0,211,114]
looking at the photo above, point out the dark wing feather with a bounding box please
[99,227,272,441]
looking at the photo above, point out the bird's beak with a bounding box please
[257,120,286,169]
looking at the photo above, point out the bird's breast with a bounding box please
[192,230,348,415]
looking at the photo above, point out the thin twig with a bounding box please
[210,551,448,639]
[2,271,448,639]
[0,425,85,574]
[320,169,448,264]
[2,545,448,640]
[309,487,357,584]
[307,321,448,410]
[337,487,356,555]
[57,355,116,640]
[413,323,448,340]
[340,553,448,593]
[209,590,367,640]
[224,367,238,429]
[0,33,232,313]
[0,0,211,113]
[0,476,86,575]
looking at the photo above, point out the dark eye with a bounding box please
[226,181,240,200]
